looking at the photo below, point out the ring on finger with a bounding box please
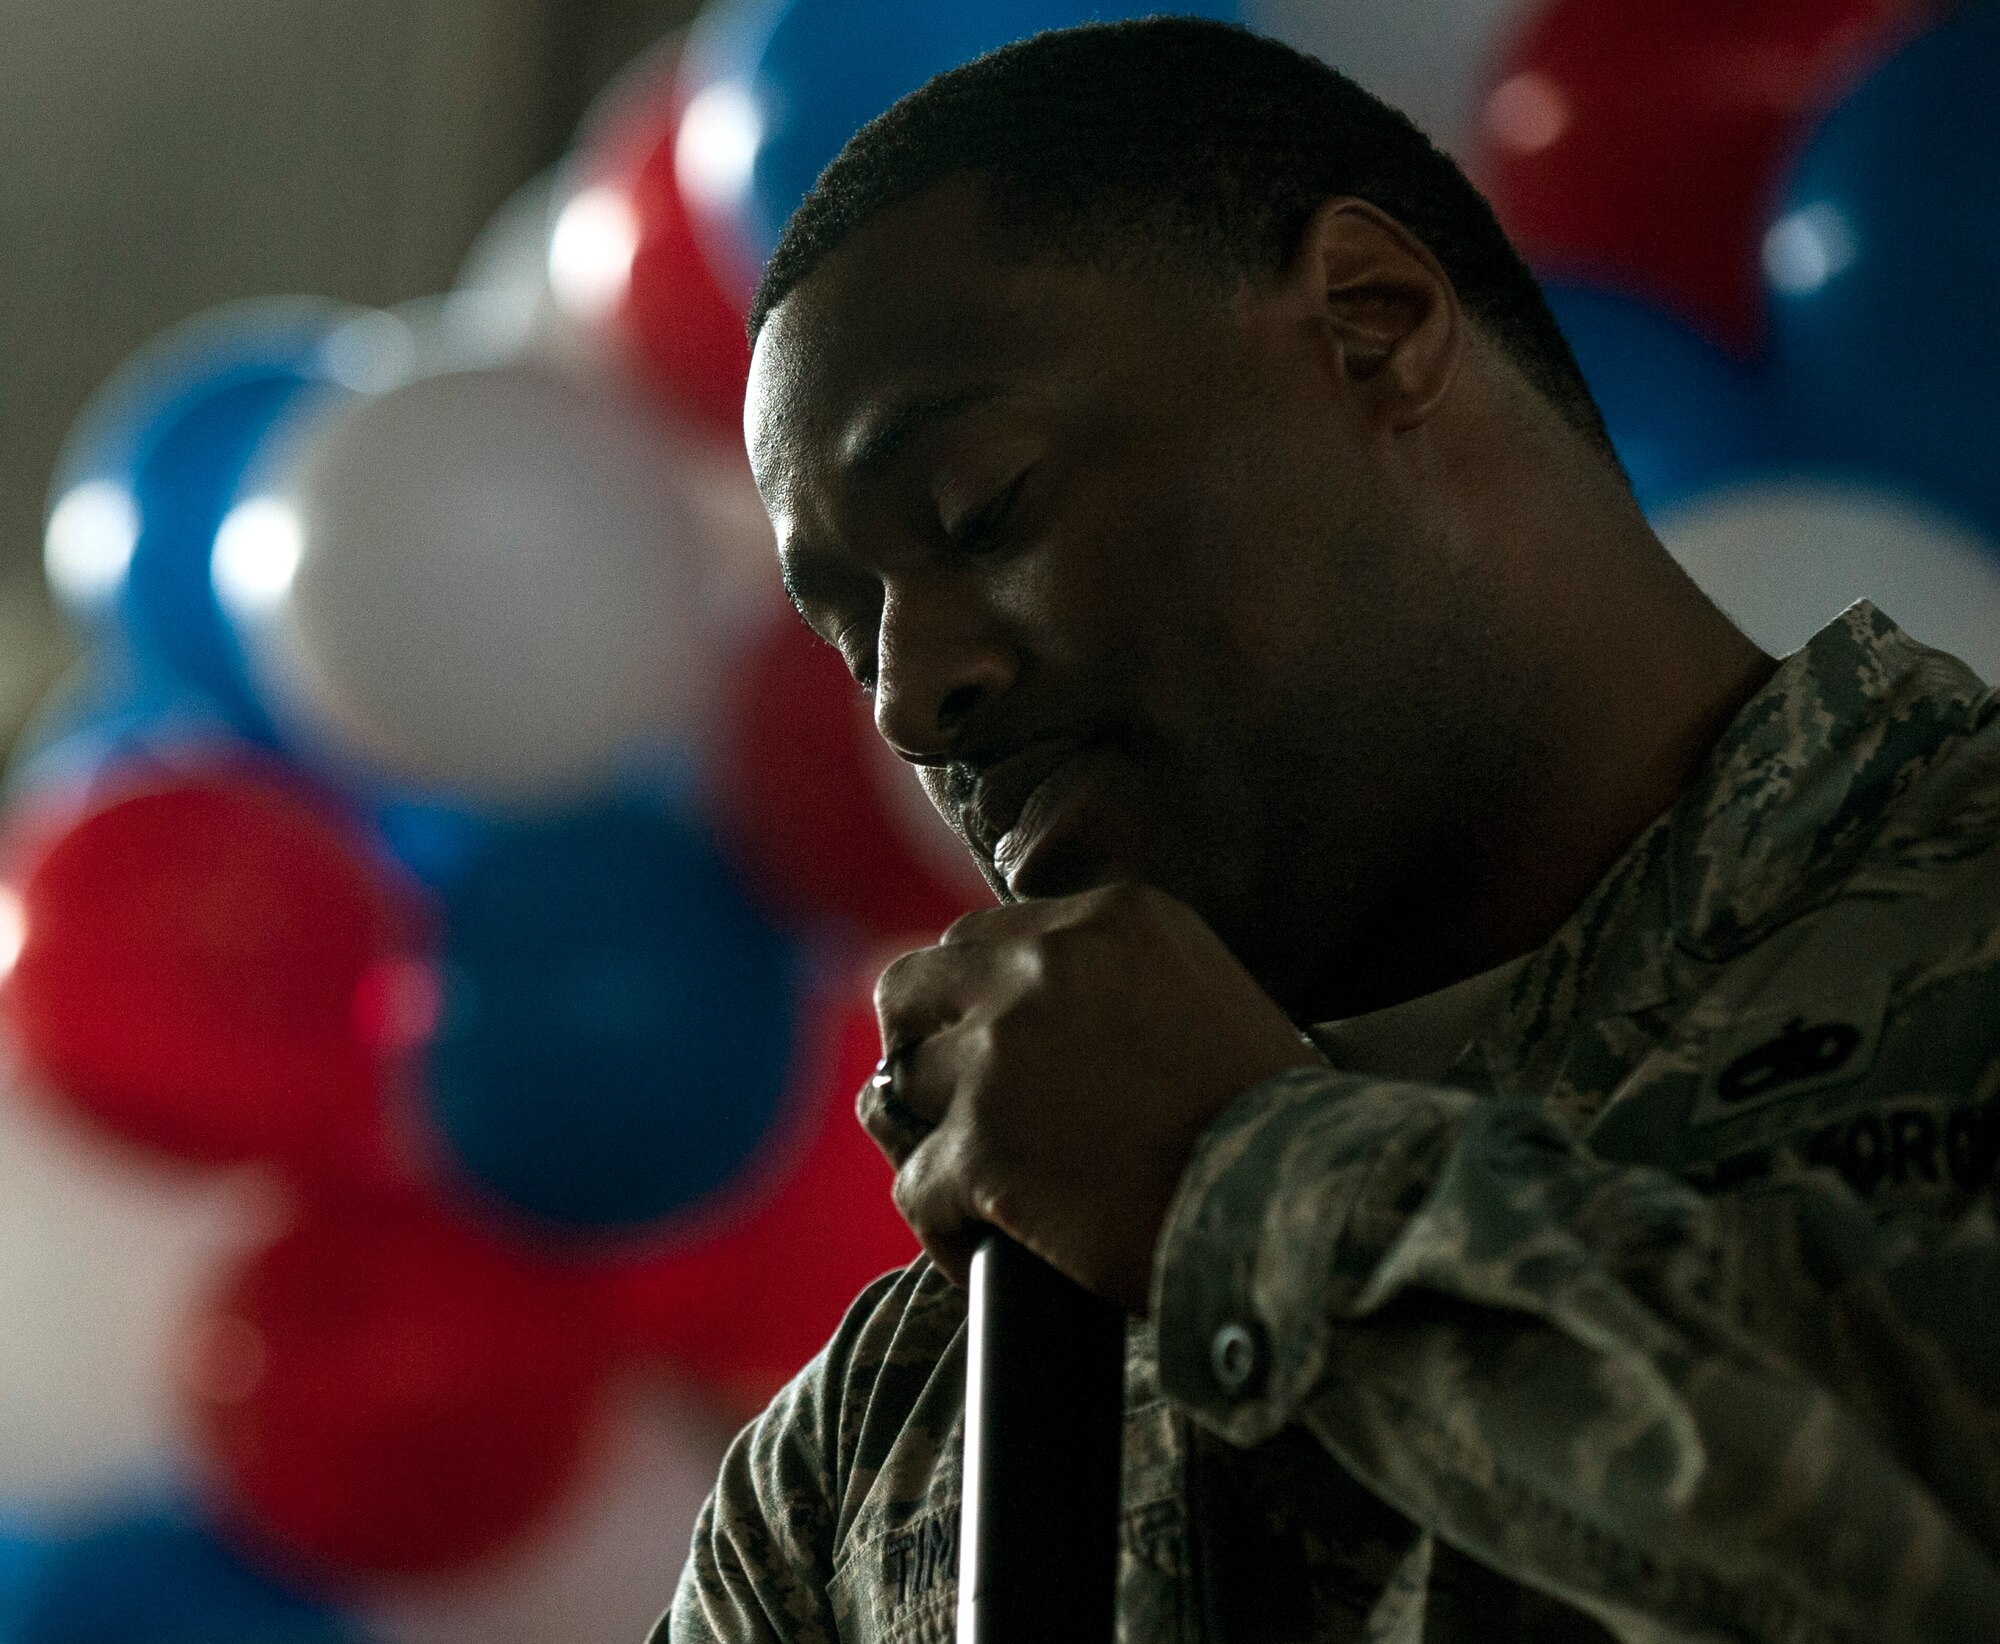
[868,1045,936,1144]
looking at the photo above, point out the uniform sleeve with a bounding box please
[659,1266,916,1643]
[658,1371,840,1644]
[1151,1068,2000,1644]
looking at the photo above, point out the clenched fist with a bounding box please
[862,882,1325,1311]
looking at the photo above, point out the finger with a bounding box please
[854,1045,936,1168]
[857,1004,985,1159]
[938,894,1082,946]
[891,1121,985,1289]
[873,939,997,1060]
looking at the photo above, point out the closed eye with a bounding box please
[945,470,1030,555]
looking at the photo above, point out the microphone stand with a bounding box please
[957,1232,1125,1643]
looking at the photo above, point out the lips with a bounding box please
[995,751,1103,894]
[964,738,1089,852]
[962,737,1102,894]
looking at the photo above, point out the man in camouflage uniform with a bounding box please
[663,18,2000,1643]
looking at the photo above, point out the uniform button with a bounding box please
[1209,1319,1266,1397]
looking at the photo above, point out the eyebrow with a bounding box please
[839,382,1011,478]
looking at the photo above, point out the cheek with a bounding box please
[1032,474,1230,661]
[984,530,1154,695]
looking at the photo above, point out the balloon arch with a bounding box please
[3,0,1998,1635]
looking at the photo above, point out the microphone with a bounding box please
[957,1231,1125,1643]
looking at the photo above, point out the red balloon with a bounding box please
[711,610,987,941]
[184,1199,613,1581]
[1478,0,1928,352]
[599,985,918,1415]
[565,55,754,446]
[0,769,418,1179]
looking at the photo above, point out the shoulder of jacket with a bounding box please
[1871,685,2000,864]
[756,1259,967,1516]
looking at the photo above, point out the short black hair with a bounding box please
[750,16,1613,456]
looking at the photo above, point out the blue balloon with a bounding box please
[44,302,357,742]
[424,802,801,1233]
[1766,1,2000,539]
[369,745,701,895]
[3,1499,365,1644]
[1542,283,1767,519]
[0,1517,37,1636]
[368,795,496,893]
[2,654,242,807]
[695,0,1240,262]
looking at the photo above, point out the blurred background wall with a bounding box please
[0,0,704,761]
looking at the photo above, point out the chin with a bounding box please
[1002,810,1153,900]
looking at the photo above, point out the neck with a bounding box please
[1323,420,1775,1019]
[1462,583,1774,984]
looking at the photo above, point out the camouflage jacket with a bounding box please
[663,604,2000,1643]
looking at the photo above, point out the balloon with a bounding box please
[553,47,756,446]
[662,420,789,642]
[1765,1,2000,541]
[215,365,712,803]
[0,1516,34,1630]
[421,802,800,1234]
[1542,284,1767,518]
[450,169,607,380]
[358,1390,732,1644]
[0,771,416,1178]
[4,1498,366,1644]
[366,799,498,896]
[464,174,792,644]
[598,985,916,1413]
[466,153,785,627]
[322,298,531,387]
[42,301,378,738]
[1659,478,2000,679]
[494,122,786,631]
[2,655,240,816]
[676,0,1240,268]
[1250,0,1531,155]
[183,1201,612,1581]
[1479,0,1924,352]
[711,609,989,940]
[0,1081,260,1501]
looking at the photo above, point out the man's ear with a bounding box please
[1285,197,1461,433]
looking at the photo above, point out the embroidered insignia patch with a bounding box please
[1691,978,1889,1128]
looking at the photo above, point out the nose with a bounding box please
[872,583,1018,761]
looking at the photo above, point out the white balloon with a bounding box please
[1248,0,1536,155]
[455,171,560,325]
[451,170,611,383]
[316,298,546,394]
[365,1385,732,1644]
[463,173,781,634]
[0,1039,735,1638]
[666,429,785,645]
[0,1044,269,1504]
[217,366,711,803]
[1659,479,2000,680]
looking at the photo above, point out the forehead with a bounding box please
[746,178,1195,492]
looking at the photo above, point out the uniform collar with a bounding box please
[1667,601,1990,960]
[1307,949,1531,1083]
[1471,601,1991,1106]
